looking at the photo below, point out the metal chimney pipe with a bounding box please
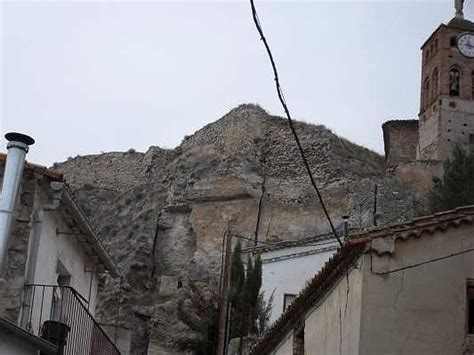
[342,215,350,240]
[0,132,35,275]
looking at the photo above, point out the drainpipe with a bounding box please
[20,181,63,328]
[0,132,35,276]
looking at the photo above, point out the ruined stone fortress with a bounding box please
[47,8,474,355]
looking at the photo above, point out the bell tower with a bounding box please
[418,1,474,160]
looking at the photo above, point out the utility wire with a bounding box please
[234,234,281,247]
[372,247,474,275]
[248,0,343,247]
[236,233,341,249]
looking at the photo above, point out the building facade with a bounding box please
[251,205,474,355]
[0,141,121,354]
[243,234,340,324]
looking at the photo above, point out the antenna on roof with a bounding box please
[0,132,35,276]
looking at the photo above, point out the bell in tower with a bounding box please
[417,0,474,161]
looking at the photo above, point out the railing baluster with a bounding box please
[20,284,120,354]
[28,286,36,332]
[38,286,45,337]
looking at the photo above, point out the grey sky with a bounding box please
[1,0,471,166]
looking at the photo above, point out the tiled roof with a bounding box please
[250,242,366,354]
[242,232,335,254]
[0,153,62,180]
[250,205,474,354]
[349,205,474,252]
[382,119,418,127]
[0,153,119,276]
[447,17,474,31]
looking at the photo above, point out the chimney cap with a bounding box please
[5,132,35,146]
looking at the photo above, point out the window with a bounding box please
[52,261,71,321]
[471,71,474,99]
[451,36,457,47]
[466,283,474,352]
[450,68,461,97]
[283,294,297,312]
[467,283,474,334]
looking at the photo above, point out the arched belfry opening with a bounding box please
[449,67,461,97]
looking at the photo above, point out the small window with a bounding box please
[56,261,71,286]
[451,36,457,47]
[472,71,474,99]
[283,294,297,312]
[468,284,474,334]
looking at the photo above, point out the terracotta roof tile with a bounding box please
[250,205,474,353]
[0,153,62,180]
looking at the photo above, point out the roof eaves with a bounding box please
[0,317,59,355]
[421,24,445,49]
[0,153,62,180]
[62,187,120,277]
[251,205,474,353]
[242,232,335,254]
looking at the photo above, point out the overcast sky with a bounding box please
[1,0,472,166]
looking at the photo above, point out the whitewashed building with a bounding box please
[243,233,341,324]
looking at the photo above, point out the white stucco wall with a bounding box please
[260,242,338,324]
[23,186,101,338]
[304,263,363,355]
[33,209,99,312]
[360,225,474,355]
[272,331,294,355]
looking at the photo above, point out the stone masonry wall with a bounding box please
[55,151,146,191]
[0,167,37,322]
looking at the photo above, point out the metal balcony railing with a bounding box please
[20,284,120,355]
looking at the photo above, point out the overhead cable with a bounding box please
[372,247,474,275]
[248,0,343,246]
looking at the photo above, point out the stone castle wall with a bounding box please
[56,152,146,191]
[382,120,419,166]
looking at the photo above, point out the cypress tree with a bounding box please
[230,241,245,304]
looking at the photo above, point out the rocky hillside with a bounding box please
[56,104,418,354]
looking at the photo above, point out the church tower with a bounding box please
[418,2,474,160]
